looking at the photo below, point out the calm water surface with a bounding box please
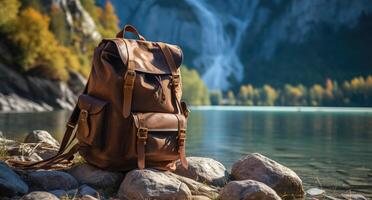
[1,108,372,196]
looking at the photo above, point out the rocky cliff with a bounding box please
[106,0,372,89]
[0,0,95,112]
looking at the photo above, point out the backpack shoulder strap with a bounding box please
[157,42,183,115]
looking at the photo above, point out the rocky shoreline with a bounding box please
[0,131,368,200]
[0,64,86,112]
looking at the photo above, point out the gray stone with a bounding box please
[231,153,305,199]
[0,161,29,197]
[24,130,59,148]
[192,196,211,200]
[118,169,192,200]
[81,195,99,200]
[175,157,229,187]
[26,170,78,191]
[48,189,67,198]
[78,184,99,197]
[67,163,123,189]
[20,191,59,200]
[219,180,281,200]
[167,172,219,199]
[306,187,325,196]
[341,193,367,200]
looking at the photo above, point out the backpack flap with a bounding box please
[132,112,187,169]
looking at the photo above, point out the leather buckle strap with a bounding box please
[171,74,180,87]
[124,70,136,88]
[123,70,136,118]
[80,109,88,120]
[136,114,147,169]
[137,127,148,141]
[178,128,186,146]
[175,114,188,169]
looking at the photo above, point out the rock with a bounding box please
[219,180,281,200]
[24,130,60,148]
[26,170,78,191]
[167,173,219,199]
[81,195,99,200]
[324,195,343,200]
[0,131,3,137]
[0,161,29,197]
[118,169,192,200]
[67,70,87,94]
[175,157,229,187]
[78,184,99,197]
[20,191,59,200]
[48,189,67,198]
[67,163,123,189]
[231,153,305,199]
[67,188,79,197]
[192,196,211,200]
[341,193,367,200]
[306,187,325,196]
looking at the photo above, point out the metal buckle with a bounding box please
[137,127,148,140]
[178,129,186,140]
[171,74,180,87]
[124,70,136,87]
[80,109,88,121]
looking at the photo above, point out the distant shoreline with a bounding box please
[190,105,372,113]
[2,106,372,114]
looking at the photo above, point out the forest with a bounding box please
[1,0,371,107]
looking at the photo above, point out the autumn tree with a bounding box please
[0,0,20,28]
[181,66,210,105]
[238,84,259,106]
[260,85,278,106]
[98,0,120,38]
[226,90,236,105]
[281,84,307,106]
[10,8,80,80]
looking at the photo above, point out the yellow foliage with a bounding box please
[98,1,120,38]
[0,0,20,27]
[9,7,84,81]
[181,66,210,105]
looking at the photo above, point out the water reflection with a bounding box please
[0,109,371,195]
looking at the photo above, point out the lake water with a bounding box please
[1,107,372,197]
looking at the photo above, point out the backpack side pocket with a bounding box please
[77,94,108,148]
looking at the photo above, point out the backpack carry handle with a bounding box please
[116,24,146,41]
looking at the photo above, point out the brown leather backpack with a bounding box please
[14,25,189,171]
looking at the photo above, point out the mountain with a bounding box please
[102,0,372,90]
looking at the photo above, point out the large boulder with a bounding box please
[67,163,123,189]
[118,169,192,200]
[175,157,229,187]
[219,180,281,200]
[24,130,60,148]
[26,170,78,191]
[231,153,305,199]
[20,191,59,200]
[0,161,29,197]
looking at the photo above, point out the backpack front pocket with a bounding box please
[132,112,187,169]
[76,94,108,148]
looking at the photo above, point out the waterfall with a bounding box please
[184,0,258,90]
